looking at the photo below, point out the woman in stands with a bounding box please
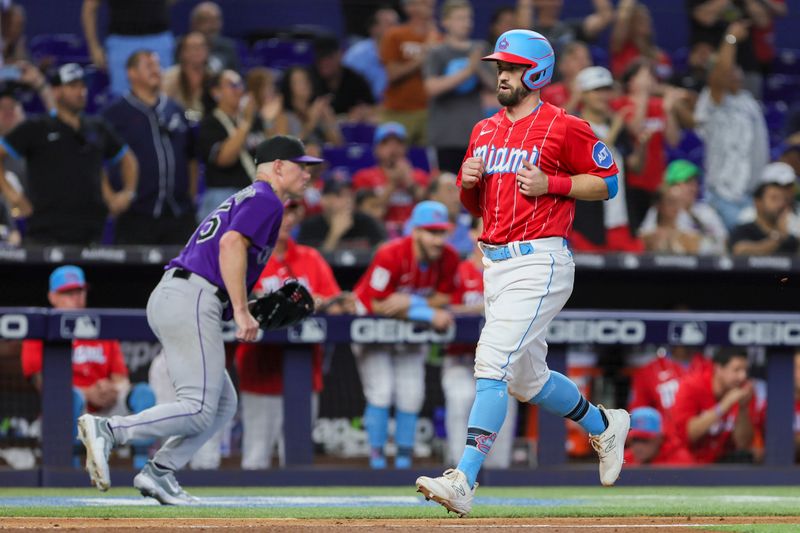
[280,65,343,146]
[245,67,301,139]
[163,31,210,123]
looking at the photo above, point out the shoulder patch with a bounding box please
[592,141,614,169]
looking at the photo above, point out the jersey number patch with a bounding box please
[196,199,233,243]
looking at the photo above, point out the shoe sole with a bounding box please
[134,474,190,506]
[77,417,110,492]
[416,480,468,518]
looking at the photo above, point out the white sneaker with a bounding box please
[589,405,630,486]
[134,462,200,506]
[415,468,477,517]
[77,414,114,491]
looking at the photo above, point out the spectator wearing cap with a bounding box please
[352,122,430,235]
[297,179,385,253]
[540,41,592,113]
[639,160,728,255]
[730,162,800,256]
[379,0,441,145]
[611,59,681,233]
[20,265,156,467]
[624,407,695,466]
[352,200,458,469]
[189,1,240,73]
[422,0,494,175]
[101,50,197,245]
[694,21,769,231]
[0,63,138,245]
[310,34,376,123]
[82,0,174,96]
[342,6,400,102]
[571,66,643,253]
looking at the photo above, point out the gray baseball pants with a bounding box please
[107,268,237,471]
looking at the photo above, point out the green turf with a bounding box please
[1,486,799,519]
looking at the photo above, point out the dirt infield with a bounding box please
[2,516,799,532]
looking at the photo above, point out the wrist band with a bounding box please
[547,175,572,196]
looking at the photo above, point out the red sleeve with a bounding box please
[351,168,375,190]
[559,115,619,178]
[357,245,399,311]
[435,246,461,295]
[412,168,430,187]
[20,340,43,379]
[670,376,700,446]
[309,249,341,298]
[107,341,129,377]
[457,122,484,217]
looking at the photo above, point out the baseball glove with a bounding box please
[250,281,315,331]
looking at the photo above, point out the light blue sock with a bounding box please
[456,378,508,488]
[395,410,417,450]
[529,371,607,435]
[364,404,390,450]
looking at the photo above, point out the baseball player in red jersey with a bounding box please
[416,29,631,517]
[445,218,517,468]
[354,200,459,469]
[235,201,349,469]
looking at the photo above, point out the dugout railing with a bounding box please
[0,308,796,487]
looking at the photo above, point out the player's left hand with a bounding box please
[516,158,548,197]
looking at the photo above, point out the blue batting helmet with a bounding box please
[483,29,555,91]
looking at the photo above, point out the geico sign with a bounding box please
[351,318,455,343]
[728,322,800,346]
[0,314,29,339]
[548,319,646,344]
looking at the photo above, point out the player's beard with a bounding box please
[497,83,530,107]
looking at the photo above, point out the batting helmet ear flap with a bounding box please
[522,63,555,91]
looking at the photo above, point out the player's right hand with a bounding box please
[460,157,484,190]
[431,309,454,332]
[234,309,260,342]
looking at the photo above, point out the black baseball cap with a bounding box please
[49,63,85,86]
[254,135,324,165]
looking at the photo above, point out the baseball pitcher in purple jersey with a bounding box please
[76,136,322,504]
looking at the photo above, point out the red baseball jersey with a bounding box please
[629,353,712,424]
[351,166,430,227]
[21,339,128,389]
[671,369,759,464]
[236,239,340,395]
[457,101,618,244]
[354,235,460,313]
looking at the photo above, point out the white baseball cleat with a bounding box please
[589,405,630,486]
[415,468,477,517]
[77,414,114,491]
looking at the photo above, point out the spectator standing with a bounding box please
[342,5,399,102]
[639,160,729,255]
[21,266,155,467]
[672,348,759,464]
[2,3,27,64]
[351,122,430,235]
[189,1,240,73]
[640,187,702,254]
[311,35,376,122]
[235,201,353,469]
[572,66,643,253]
[423,0,494,174]
[102,50,197,245]
[82,0,174,96]
[280,66,343,146]
[540,41,592,113]
[730,176,799,256]
[197,69,261,220]
[624,407,695,466]
[516,0,614,56]
[353,201,457,469]
[297,180,385,252]
[610,0,672,80]
[694,22,769,231]
[613,59,681,232]
[0,63,137,245]
[379,0,441,145]
[246,67,300,139]
[162,32,210,124]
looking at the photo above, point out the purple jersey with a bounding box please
[168,181,283,294]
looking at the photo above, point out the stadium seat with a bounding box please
[670,47,689,76]
[589,45,609,68]
[764,101,788,133]
[83,67,111,114]
[322,144,375,176]
[251,38,314,70]
[772,48,800,75]
[340,123,376,144]
[30,33,90,66]
[763,74,800,104]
